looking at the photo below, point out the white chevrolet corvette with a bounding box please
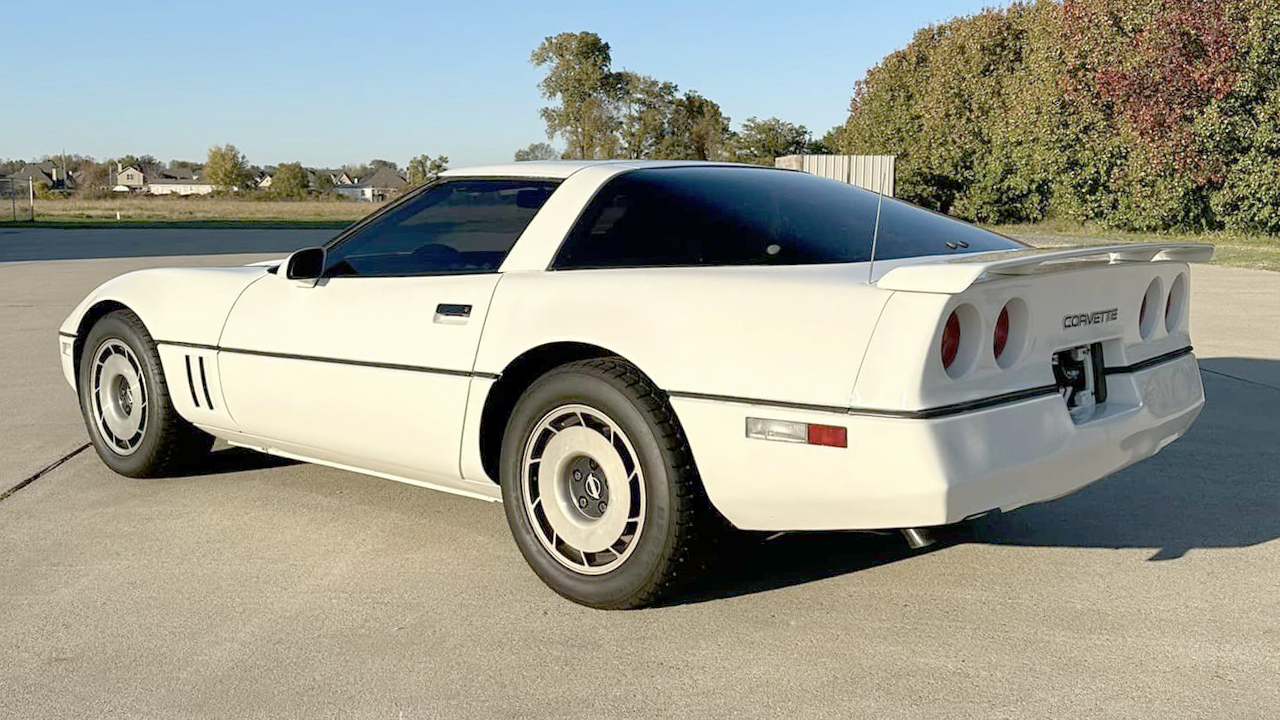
[59,161,1211,608]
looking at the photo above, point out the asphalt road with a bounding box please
[2,228,1277,719]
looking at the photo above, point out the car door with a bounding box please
[217,177,559,488]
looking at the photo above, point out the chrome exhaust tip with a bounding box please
[901,527,935,550]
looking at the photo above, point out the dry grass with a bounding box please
[12,196,384,225]
[989,221,1280,273]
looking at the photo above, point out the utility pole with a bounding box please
[28,177,34,221]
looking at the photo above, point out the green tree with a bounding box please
[203,144,253,192]
[168,159,202,175]
[531,31,620,159]
[615,72,678,159]
[312,171,336,196]
[370,158,399,172]
[271,161,308,199]
[407,154,450,184]
[656,92,731,160]
[514,142,560,161]
[731,116,812,165]
[73,160,113,199]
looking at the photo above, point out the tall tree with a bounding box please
[168,159,202,175]
[406,154,450,184]
[271,161,308,199]
[312,172,336,196]
[203,144,253,191]
[657,92,731,160]
[615,72,678,159]
[73,159,112,198]
[370,158,399,172]
[514,142,560,161]
[531,31,620,159]
[731,116,812,165]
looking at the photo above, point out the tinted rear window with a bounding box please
[553,166,1022,270]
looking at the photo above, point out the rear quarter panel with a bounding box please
[475,264,892,409]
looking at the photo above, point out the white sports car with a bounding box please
[59,160,1211,608]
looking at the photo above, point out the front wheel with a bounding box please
[500,358,709,609]
[77,309,213,477]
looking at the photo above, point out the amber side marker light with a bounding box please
[746,418,848,448]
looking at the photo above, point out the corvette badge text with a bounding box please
[1063,308,1119,329]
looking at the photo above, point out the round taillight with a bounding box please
[941,311,961,369]
[993,306,1010,359]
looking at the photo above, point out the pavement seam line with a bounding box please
[1200,367,1280,393]
[0,443,91,502]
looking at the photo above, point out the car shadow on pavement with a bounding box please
[664,359,1280,606]
[167,445,297,478]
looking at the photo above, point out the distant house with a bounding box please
[9,162,74,192]
[338,166,408,202]
[146,176,216,196]
[256,172,273,189]
[114,164,145,191]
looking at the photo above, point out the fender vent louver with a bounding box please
[183,355,215,410]
[198,356,215,410]
[184,355,200,408]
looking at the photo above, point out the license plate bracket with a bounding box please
[1053,342,1106,422]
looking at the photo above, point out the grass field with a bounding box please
[990,221,1280,272]
[2,197,382,227]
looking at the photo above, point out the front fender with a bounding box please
[59,266,269,392]
[60,266,268,345]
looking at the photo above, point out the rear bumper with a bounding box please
[672,353,1204,531]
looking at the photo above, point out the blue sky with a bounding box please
[3,0,994,169]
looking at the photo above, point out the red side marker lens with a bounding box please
[807,424,848,448]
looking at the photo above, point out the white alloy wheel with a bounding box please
[520,403,647,575]
[90,338,150,456]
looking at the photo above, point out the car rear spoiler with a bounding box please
[875,243,1214,294]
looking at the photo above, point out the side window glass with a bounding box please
[325,179,558,277]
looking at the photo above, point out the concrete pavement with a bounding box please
[1,228,1277,719]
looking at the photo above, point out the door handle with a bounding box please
[436,303,471,317]
[434,303,472,324]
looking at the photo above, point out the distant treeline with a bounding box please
[835,0,1280,233]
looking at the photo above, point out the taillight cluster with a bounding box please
[993,306,1011,358]
[1140,274,1187,339]
[940,300,1022,376]
[941,311,962,369]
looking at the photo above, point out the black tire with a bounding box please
[77,309,213,477]
[500,358,710,609]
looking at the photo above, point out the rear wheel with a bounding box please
[78,310,213,477]
[500,358,708,609]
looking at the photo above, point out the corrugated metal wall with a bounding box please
[774,155,895,196]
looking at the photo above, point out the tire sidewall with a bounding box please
[78,313,171,477]
[500,366,680,608]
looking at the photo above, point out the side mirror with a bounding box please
[285,247,326,284]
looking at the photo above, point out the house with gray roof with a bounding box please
[336,166,409,202]
[8,161,74,192]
